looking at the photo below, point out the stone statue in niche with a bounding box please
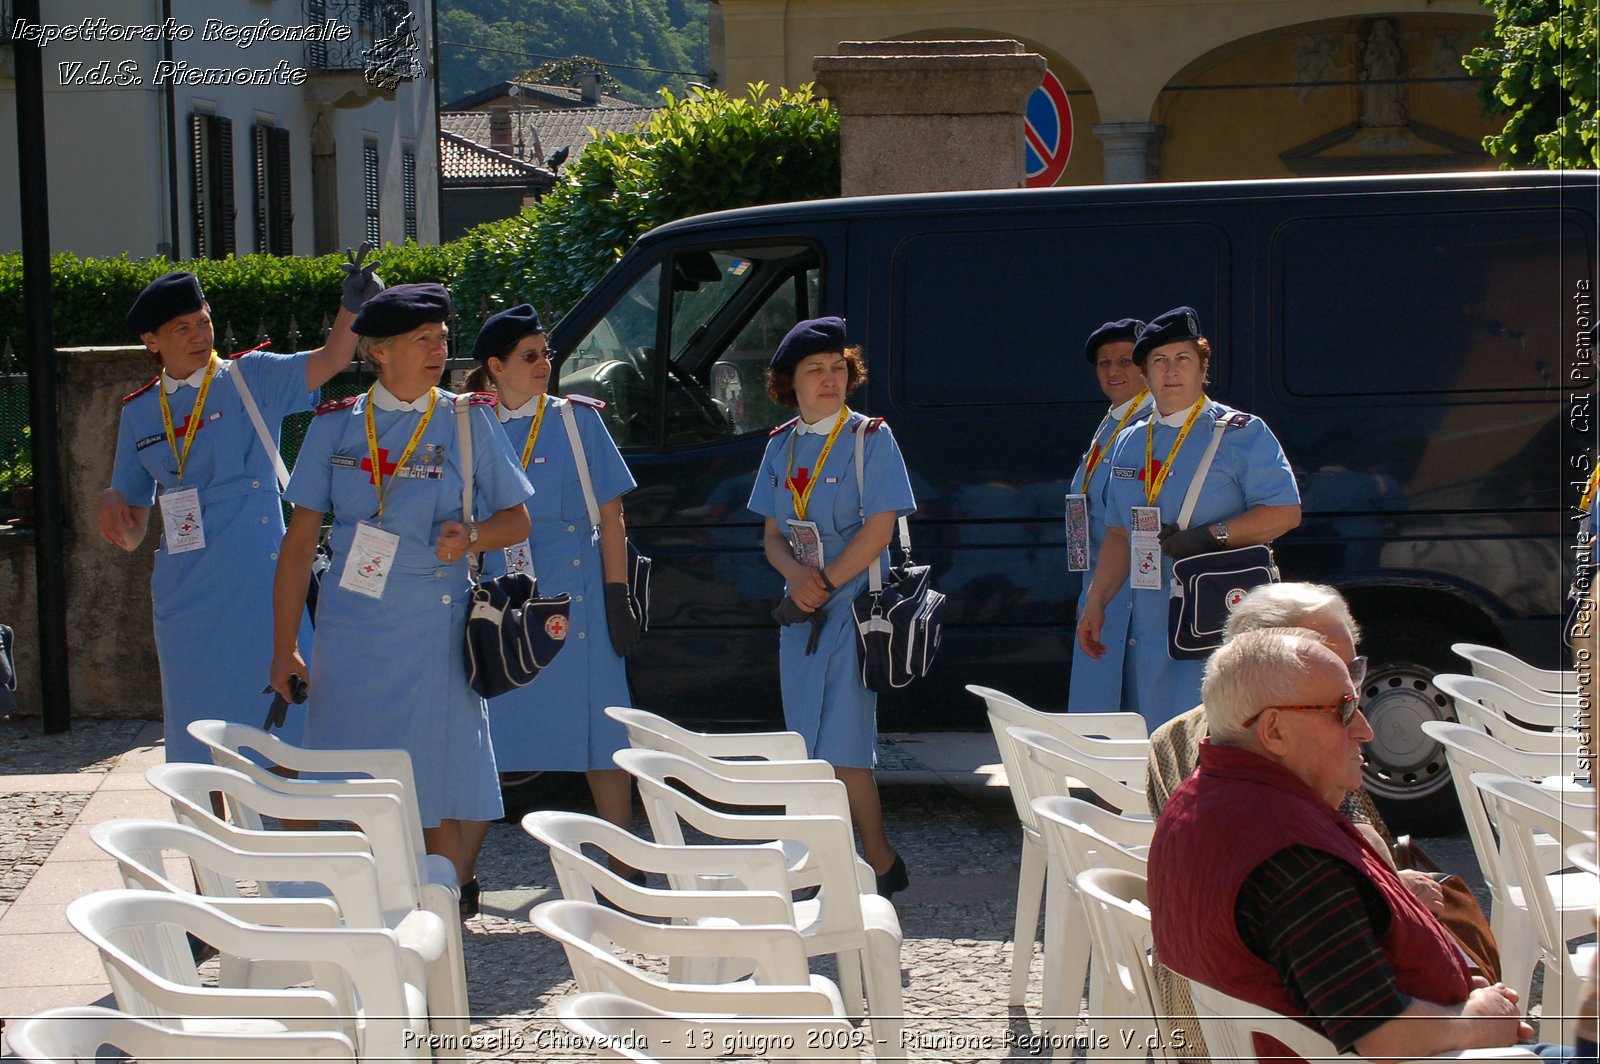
[1360,19,1407,128]
[1290,34,1350,104]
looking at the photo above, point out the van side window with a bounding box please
[560,263,662,448]
[1277,211,1593,395]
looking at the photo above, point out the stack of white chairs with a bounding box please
[968,683,1147,1010]
[1453,642,1578,699]
[555,991,862,1063]
[67,888,431,1060]
[612,745,905,1049]
[6,1004,359,1063]
[1472,772,1598,1025]
[1433,674,1581,755]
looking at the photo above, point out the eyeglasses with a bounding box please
[1347,655,1368,687]
[1242,691,1360,729]
[517,347,554,364]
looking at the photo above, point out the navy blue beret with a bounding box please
[351,282,453,338]
[471,303,544,363]
[127,271,205,336]
[1083,318,1145,364]
[770,316,847,371]
[1132,306,1205,365]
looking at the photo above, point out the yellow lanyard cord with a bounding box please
[1583,464,1600,513]
[364,386,437,519]
[786,405,851,521]
[1144,396,1208,506]
[1079,389,1149,493]
[158,354,220,483]
[518,394,548,471]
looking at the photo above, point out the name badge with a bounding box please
[504,539,534,576]
[339,521,401,600]
[1064,493,1090,572]
[158,486,206,554]
[1130,505,1163,590]
[785,518,825,570]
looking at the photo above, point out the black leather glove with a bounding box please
[771,596,815,626]
[604,582,640,657]
[339,241,385,312]
[1158,523,1220,561]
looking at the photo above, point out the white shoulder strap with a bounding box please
[852,419,911,594]
[456,395,475,523]
[228,361,290,491]
[557,399,602,530]
[1176,407,1230,530]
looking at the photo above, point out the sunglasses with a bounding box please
[1242,691,1360,729]
[516,347,554,364]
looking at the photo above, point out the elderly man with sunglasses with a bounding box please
[1149,628,1533,1062]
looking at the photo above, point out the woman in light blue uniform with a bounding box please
[100,263,377,763]
[1078,307,1301,730]
[748,317,917,898]
[463,305,642,869]
[270,284,533,909]
[1066,318,1151,713]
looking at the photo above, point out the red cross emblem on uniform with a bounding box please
[544,614,569,641]
[1137,459,1164,482]
[786,467,811,495]
[174,413,204,439]
[360,449,399,485]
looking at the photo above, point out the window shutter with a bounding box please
[190,114,207,259]
[270,127,293,255]
[363,142,380,246]
[213,116,236,258]
[252,125,269,254]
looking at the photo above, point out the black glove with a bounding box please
[604,581,640,657]
[339,241,385,312]
[261,674,307,731]
[1158,523,1220,561]
[771,596,815,626]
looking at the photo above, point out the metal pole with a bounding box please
[12,0,72,732]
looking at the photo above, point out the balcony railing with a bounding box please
[301,0,423,86]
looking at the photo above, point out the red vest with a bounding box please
[1149,740,1469,1055]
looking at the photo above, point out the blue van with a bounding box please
[545,170,1596,831]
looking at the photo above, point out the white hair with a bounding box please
[1223,582,1362,645]
[1203,627,1326,744]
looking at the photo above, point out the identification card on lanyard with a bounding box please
[1130,505,1163,590]
[339,520,401,600]
[158,486,206,554]
[504,540,534,576]
[786,518,825,570]
[1064,493,1090,572]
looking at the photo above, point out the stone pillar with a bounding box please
[2,346,163,720]
[1092,122,1164,183]
[813,40,1046,197]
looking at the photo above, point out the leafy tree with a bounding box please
[517,57,627,98]
[1463,0,1599,168]
[452,84,840,339]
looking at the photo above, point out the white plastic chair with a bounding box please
[1031,794,1152,1048]
[1075,867,1173,1062]
[146,759,470,1041]
[555,991,863,1063]
[968,683,1146,1008]
[1421,719,1590,1004]
[613,747,903,1048]
[5,1004,358,1063]
[1189,980,1540,1063]
[1453,643,1578,699]
[1434,674,1578,737]
[1006,725,1151,816]
[68,889,430,1061]
[531,898,847,1019]
[605,705,817,770]
[1473,772,1599,1023]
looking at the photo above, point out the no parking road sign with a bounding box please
[1025,69,1073,187]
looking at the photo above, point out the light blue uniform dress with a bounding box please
[483,394,637,771]
[110,352,315,763]
[747,411,917,768]
[1067,393,1153,713]
[1102,399,1300,730]
[285,385,533,827]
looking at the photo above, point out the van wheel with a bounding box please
[1358,621,1464,835]
[497,770,587,823]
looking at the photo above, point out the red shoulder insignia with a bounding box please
[464,391,499,407]
[564,393,606,410]
[122,377,160,403]
[770,416,800,436]
[230,341,271,359]
[314,395,359,415]
[855,416,884,433]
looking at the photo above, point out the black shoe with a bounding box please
[875,853,909,900]
[458,878,481,918]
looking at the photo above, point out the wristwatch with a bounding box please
[466,522,480,548]
[1211,521,1231,547]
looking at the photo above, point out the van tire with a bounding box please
[1357,619,1464,835]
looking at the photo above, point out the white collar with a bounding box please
[796,408,847,435]
[1108,394,1148,420]
[162,360,212,393]
[1155,398,1209,427]
[498,393,549,423]
[371,381,435,412]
